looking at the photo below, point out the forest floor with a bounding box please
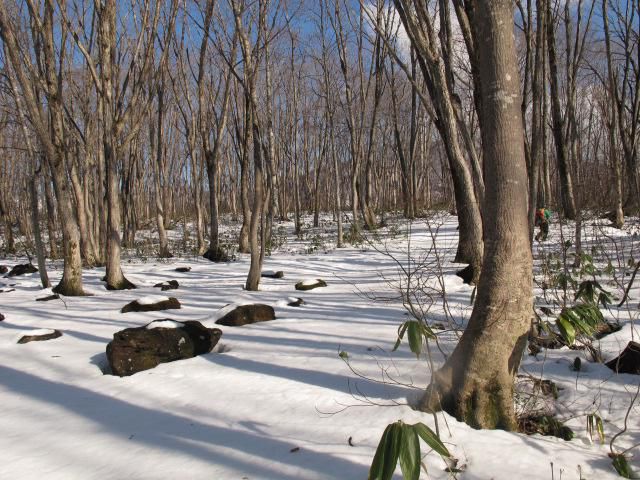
[0,212,639,479]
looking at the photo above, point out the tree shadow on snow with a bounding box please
[204,353,412,400]
[0,365,366,479]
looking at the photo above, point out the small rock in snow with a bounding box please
[121,297,181,313]
[295,279,327,291]
[18,329,62,344]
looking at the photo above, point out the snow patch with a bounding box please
[146,320,183,330]
[136,295,170,305]
[22,328,56,336]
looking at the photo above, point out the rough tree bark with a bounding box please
[0,2,85,295]
[419,0,533,430]
[6,57,51,287]
[546,1,578,219]
[393,0,484,283]
[151,79,172,258]
[195,0,236,261]
[97,0,136,290]
[232,0,269,291]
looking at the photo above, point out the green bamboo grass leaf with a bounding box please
[571,315,596,337]
[420,322,436,339]
[413,423,450,458]
[407,321,422,358]
[369,424,393,480]
[556,316,576,345]
[398,424,420,480]
[368,422,402,480]
[393,323,409,352]
[599,291,613,308]
[382,423,402,480]
[586,414,604,443]
[596,416,605,444]
[612,454,632,478]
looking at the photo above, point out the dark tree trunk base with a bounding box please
[455,265,477,285]
[606,341,640,375]
[203,246,230,262]
[420,368,519,430]
[106,277,137,291]
[53,282,87,297]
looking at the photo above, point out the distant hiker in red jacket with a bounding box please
[535,207,551,241]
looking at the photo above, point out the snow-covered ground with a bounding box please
[0,213,638,479]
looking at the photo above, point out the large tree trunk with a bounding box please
[602,0,625,227]
[69,154,98,266]
[393,0,484,283]
[245,118,265,291]
[152,84,172,259]
[319,2,340,244]
[546,2,577,219]
[420,1,532,430]
[205,155,223,259]
[238,124,251,253]
[0,2,85,295]
[122,147,138,250]
[49,157,86,296]
[8,61,50,286]
[232,0,266,288]
[104,140,135,290]
[528,0,546,240]
[29,166,50,288]
[0,194,15,254]
[99,0,135,290]
[264,38,281,240]
[43,174,59,259]
[331,133,344,248]
[193,153,206,255]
